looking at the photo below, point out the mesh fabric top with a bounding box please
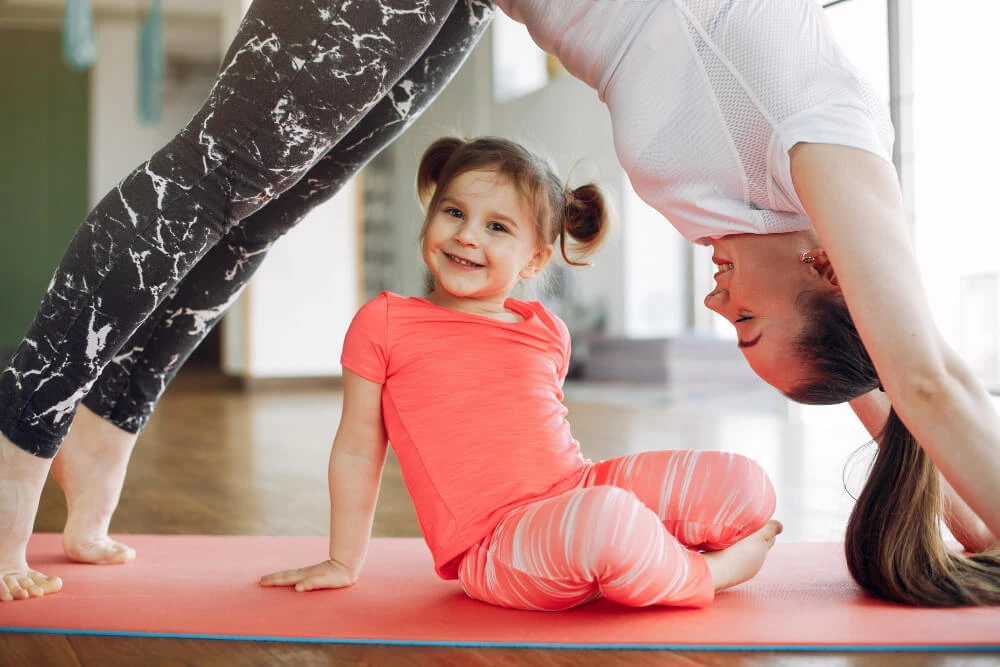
[498,0,895,243]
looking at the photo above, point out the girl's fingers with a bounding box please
[259,569,306,586]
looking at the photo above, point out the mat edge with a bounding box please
[1,627,997,652]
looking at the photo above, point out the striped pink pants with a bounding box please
[457,450,775,610]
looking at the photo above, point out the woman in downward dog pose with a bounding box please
[493,0,1000,605]
[261,136,782,610]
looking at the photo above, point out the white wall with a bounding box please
[243,190,358,378]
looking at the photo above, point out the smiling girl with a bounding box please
[260,136,782,610]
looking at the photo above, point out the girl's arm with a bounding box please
[260,369,388,591]
[849,391,998,552]
[790,142,1000,540]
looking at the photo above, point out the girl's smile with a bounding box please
[422,168,552,316]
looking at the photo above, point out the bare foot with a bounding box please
[0,434,63,601]
[703,520,783,592]
[49,406,137,565]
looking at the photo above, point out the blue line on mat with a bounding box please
[0,628,997,652]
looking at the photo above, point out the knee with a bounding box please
[704,453,776,547]
[738,454,777,522]
[703,451,776,517]
[576,487,664,567]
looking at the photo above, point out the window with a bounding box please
[491,11,548,103]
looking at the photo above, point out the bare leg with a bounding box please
[0,435,63,601]
[703,519,783,592]
[49,406,137,564]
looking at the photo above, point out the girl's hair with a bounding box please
[787,289,1000,606]
[416,136,610,266]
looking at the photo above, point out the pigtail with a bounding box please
[417,137,465,210]
[560,184,611,266]
[790,290,1000,606]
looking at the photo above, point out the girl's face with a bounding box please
[422,169,553,313]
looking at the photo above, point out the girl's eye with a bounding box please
[735,315,753,323]
[487,221,509,233]
[445,207,463,219]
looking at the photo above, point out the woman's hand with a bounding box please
[259,559,358,592]
[941,474,1000,553]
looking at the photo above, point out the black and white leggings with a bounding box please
[0,0,495,458]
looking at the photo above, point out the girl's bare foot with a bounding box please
[49,406,138,565]
[0,434,63,601]
[703,520,783,591]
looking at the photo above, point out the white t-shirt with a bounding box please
[496,0,895,243]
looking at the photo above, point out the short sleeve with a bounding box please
[770,100,895,216]
[340,293,390,384]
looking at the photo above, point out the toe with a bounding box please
[28,571,63,596]
[1,572,59,600]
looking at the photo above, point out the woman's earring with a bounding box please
[801,248,823,264]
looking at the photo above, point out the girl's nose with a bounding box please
[454,222,479,246]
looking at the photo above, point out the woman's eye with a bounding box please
[487,221,509,233]
[735,315,753,324]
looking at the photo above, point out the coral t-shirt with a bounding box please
[340,292,590,578]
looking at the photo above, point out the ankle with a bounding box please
[0,433,53,484]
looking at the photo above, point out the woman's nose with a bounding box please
[703,286,726,313]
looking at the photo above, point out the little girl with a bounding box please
[261,136,782,610]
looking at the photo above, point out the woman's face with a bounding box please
[702,234,836,393]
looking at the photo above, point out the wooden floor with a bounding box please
[5,366,997,666]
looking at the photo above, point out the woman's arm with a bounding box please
[849,391,998,552]
[260,369,388,590]
[790,142,1000,540]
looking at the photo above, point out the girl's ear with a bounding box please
[803,247,840,289]
[520,245,555,279]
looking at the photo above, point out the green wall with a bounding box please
[1,29,89,352]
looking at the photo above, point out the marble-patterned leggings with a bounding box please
[458,451,776,610]
[0,0,495,457]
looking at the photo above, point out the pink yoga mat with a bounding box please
[2,535,998,650]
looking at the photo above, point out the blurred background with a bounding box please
[2,0,999,543]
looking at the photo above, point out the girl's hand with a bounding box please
[259,559,358,592]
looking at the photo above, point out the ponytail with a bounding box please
[560,183,610,266]
[416,137,464,210]
[846,408,1000,605]
[789,290,1000,606]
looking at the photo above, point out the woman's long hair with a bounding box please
[787,290,1000,606]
